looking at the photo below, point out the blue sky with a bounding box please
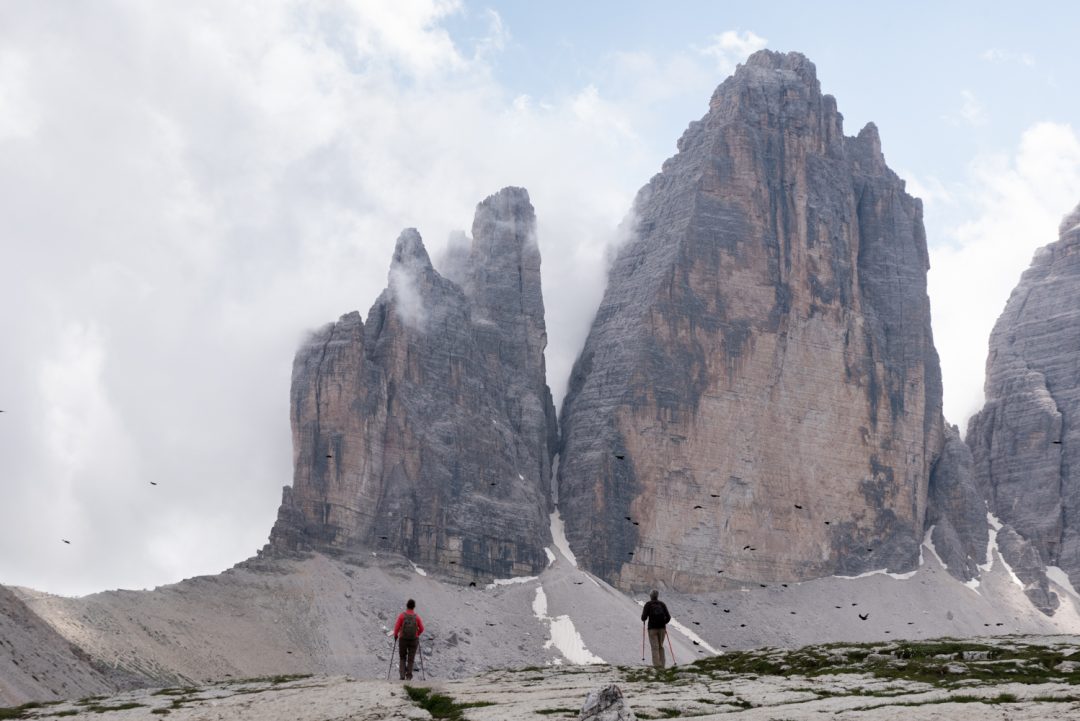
[1,0,1078,595]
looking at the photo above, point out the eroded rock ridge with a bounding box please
[269,187,557,581]
[557,50,944,591]
[966,202,1080,612]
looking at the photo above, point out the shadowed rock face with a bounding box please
[269,187,557,581]
[925,425,988,583]
[967,202,1080,612]
[557,50,943,591]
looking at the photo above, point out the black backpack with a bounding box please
[648,601,669,626]
[401,613,418,641]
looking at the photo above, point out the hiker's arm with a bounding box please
[416,615,425,635]
[640,604,648,623]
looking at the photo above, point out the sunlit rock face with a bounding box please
[557,50,944,591]
[269,188,557,582]
[966,202,1080,613]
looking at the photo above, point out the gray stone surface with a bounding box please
[268,187,557,582]
[0,586,131,705]
[557,50,943,591]
[925,424,988,582]
[967,201,1080,610]
[996,526,1059,614]
[579,684,637,721]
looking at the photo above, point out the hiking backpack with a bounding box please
[401,613,418,641]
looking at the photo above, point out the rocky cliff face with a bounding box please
[966,202,1080,612]
[924,425,988,583]
[269,187,557,581]
[557,50,944,591]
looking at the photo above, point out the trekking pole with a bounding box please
[418,640,427,681]
[641,623,646,663]
[666,630,677,666]
[386,636,397,681]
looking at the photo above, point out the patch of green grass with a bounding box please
[81,702,145,713]
[535,708,578,716]
[237,673,313,685]
[0,701,67,719]
[655,708,682,718]
[403,685,495,720]
[151,710,171,716]
[151,687,199,696]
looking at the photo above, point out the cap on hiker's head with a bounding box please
[407,598,416,610]
[650,590,658,600]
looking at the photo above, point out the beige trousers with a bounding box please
[648,628,666,668]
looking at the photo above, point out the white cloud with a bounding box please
[898,169,955,208]
[981,48,1035,67]
[929,122,1080,432]
[0,0,658,595]
[957,89,989,127]
[699,30,767,75]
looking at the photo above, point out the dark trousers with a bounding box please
[398,637,418,680]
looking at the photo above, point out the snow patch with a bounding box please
[518,474,524,481]
[409,561,427,577]
[983,512,1025,590]
[486,575,539,590]
[544,548,556,565]
[1047,566,1080,599]
[531,587,548,618]
[545,616,605,664]
[549,510,577,566]
[668,619,720,655]
[923,526,947,570]
[532,586,604,664]
[835,568,917,581]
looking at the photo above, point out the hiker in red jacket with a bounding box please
[393,598,425,680]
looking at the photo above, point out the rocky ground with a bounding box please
[5,510,1080,711]
[4,636,1080,720]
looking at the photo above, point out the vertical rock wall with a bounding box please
[269,188,557,581]
[966,202,1080,611]
[557,51,944,591]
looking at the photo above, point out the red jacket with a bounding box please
[393,610,424,639]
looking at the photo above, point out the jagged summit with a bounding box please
[269,187,556,581]
[558,50,943,591]
[391,227,432,267]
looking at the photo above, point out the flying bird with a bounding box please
[379,536,388,540]
[149,481,158,486]
[468,581,476,588]
[614,454,625,460]
[625,516,632,521]
[759,584,767,588]
[710,494,720,498]
[858,613,869,621]
[325,454,333,459]
[743,545,751,550]
[739,623,746,627]
[692,621,700,625]
[693,505,703,509]
[1052,440,1063,445]
[723,609,730,613]
[692,640,700,646]
[794,504,803,509]
[716,570,724,574]
[790,611,796,615]
[61,539,70,544]
[781,584,788,588]
[823,521,832,525]
[627,552,635,556]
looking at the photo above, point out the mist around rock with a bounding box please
[5,50,1080,719]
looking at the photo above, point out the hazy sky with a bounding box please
[3,1,1079,596]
